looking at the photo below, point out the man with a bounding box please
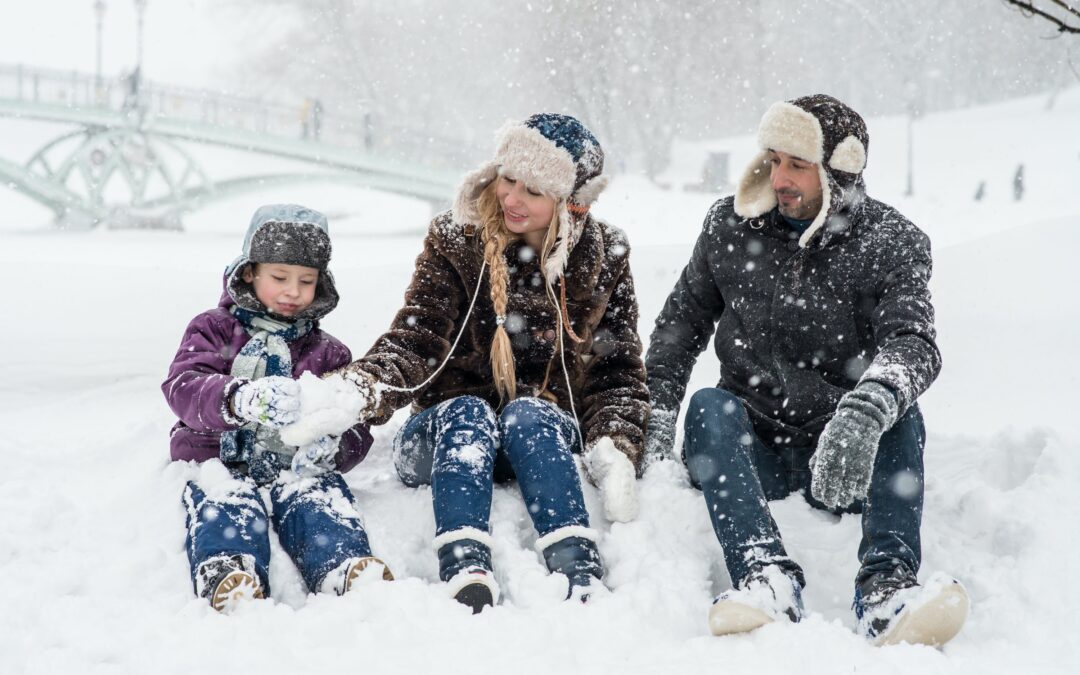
[645,94,968,647]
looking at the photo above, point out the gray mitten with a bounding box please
[644,408,678,464]
[810,382,899,509]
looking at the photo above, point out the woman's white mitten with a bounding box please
[585,437,639,523]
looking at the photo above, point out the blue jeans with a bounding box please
[183,470,374,595]
[683,387,925,589]
[394,395,589,538]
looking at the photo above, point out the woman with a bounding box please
[337,113,648,612]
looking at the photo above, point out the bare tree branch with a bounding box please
[1003,0,1080,34]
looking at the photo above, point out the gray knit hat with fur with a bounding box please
[224,204,339,320]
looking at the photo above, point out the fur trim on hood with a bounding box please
[224,203,340,321]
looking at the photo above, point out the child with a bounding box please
[162,203,391,613]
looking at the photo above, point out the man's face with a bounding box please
[768,149,824,220]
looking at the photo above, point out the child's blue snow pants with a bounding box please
[183,470,374,595]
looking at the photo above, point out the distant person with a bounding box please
[1013,163,1025,201]
[645,95,969,646]
[311,98,324,140]
[300,99,311,139]
[121,67,143,116]
[294,114,648,612]
[162,204,391,613]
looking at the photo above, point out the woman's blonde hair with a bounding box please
[475,177,560,401]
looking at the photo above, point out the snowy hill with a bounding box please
[1,90,1078,674]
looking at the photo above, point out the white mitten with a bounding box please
[232,376,301,428]
[584,437,639,523]
[279,372,375,447]
[291,435,340,477]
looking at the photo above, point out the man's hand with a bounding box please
[644,408,678,463]
[810,382,899,509]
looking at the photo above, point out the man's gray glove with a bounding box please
[810,382,899,509]
[644,408,678,464]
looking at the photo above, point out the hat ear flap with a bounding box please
[734,150,777,218]
[453,162,499,225]
[544,202,575,282]
[828,135,867,175]
[573,174,609,207]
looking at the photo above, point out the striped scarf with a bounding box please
[220,307,314,484]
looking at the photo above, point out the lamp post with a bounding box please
[134,0,147,77]
[94,0,106,104]
[903,80,919,198]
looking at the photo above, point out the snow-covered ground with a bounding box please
[1,89,1078,674]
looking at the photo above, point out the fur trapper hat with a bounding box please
[734,94,870,247]
[225,203,340,320]
[453,113,609,281]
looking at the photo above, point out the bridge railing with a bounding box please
[0,63,475,170]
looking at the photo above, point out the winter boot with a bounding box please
[854,568,969,647]
[195,553,265,613]
[536,526,606,603]
[708,565,804,636]
[321,556,395,596]
[435,528,500,614]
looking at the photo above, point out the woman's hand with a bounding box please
[584,436,639,523]
[278,372,379,447]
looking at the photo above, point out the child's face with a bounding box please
[243,263,319,317]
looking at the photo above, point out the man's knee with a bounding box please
[683,388,751,447]
[683,388,755,485]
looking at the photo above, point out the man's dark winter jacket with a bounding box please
[646,194,940,449]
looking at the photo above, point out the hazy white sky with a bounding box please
[0,0,241,87]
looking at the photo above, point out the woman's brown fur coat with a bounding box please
[339,210,649,471]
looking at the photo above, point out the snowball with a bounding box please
[278,372,365,447]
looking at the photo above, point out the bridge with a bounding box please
[0,64,469,228]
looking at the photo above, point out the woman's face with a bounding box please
[496,174,556,239]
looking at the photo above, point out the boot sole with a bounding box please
[708,600,773,636]
[211,570,264,613]
[344,556,394,593]
[454,582,495,614]
[876,582,969,647]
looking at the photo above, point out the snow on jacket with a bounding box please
[338,210,650,471]
[646,194,941,448]
[162,285,372,472]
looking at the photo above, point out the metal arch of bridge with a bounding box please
[0,64,465,228]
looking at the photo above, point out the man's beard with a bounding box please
[776,189,823,220]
